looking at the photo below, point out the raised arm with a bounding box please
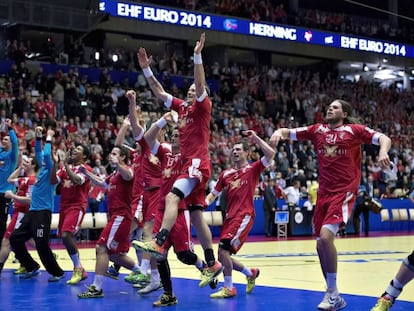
[269,128,292,148]
[34,126,44,165]
[244,130,276,164]
[114,116,131,146]
[0,119,18,164]
[144,112,175,151]
[137,48,170,103]
[7,163,24,184]
[43,129,55,170]
[193,32,207,98]
[126,90,145,139]
[7,118,18,165]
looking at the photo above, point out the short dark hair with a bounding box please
[77,143,90,161]
[234,140,250,152]
[114,145,130,161]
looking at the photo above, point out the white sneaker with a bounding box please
[137,282,163,295]
[317,291,347,310]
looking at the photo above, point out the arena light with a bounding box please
[374,69,397,80]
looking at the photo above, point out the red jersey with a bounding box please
[293,123,382,195]
[105,167,133,220]
[138,138,162,189]
[13,175,36,213]
[171,94,211,164]
[155,142,185,211]
[89,184,106,201]
[66,124,78,134]
[57,164,92,211]
[213,159,266,219]
[33,100,46,119]
[44,100,56,117]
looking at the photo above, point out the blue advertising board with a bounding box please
[99,0,414,59]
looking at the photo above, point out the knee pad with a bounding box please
[170,187,185,200]
[403,251,414,272]
[218,239,232,252]
[176,250,197,266]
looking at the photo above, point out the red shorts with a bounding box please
[97,215,132,255]
[153,209,192,253]
[143,188,160,222]
[184,183,207,208]
[313,192,356,236]
[179,157,211,208]
[58,207,85,236]
[4,212,25,239]
[220,213,254,254]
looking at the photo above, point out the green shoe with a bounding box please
[124,271,149,284]
[14,266,27,275]
[78,285,104,299]
[199,261,223,288]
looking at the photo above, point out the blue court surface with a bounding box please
[1,234,414,311]
[0,271,408,311]
[0,269,413,311]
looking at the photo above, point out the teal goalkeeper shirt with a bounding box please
[29,138,56,212]
[0,128,18,193]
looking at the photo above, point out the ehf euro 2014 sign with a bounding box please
[99,0,414,59]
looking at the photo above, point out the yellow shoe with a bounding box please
[246,268,260,294]
[13,266,27,275]
[199,261,223,288]
[371,297,393,311]
[210,286,237,299]
[66,267,88,285]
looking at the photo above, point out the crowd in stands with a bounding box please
[2,1,414,202]
[1,51,414,203]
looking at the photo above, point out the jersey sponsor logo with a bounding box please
[323,145,338,157]
[148,153,160,165]
[63,179,73,188]
[229,178,248,190]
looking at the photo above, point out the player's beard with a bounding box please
[325,114,341,125]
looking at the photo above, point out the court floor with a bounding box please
[1,233,413,311]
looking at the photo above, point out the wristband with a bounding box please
[193,53,202,64]
[46,135,53,142]
[143,67,153,78]
[8,126,13,131]
[156,118,167,129]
